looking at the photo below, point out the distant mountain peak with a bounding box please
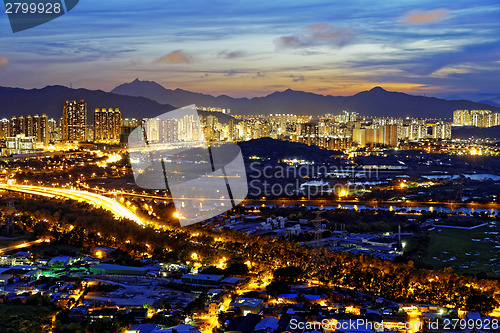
[106,80,500,118]
[369,86,387,92]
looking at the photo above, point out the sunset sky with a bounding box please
[0,0,499,102]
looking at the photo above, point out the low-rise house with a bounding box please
[90,263,149,276]
[69,306,89,322]
[153,324,200,333]
[276,315,306,333]
[227,314,261,333]
[229,298,264,315]
[254,317,279,332]
[49,256,75,268]
[181,273,223,287]
[89,307,119,322]
[126,324,158,333]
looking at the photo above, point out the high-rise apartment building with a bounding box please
[94,108,121,142]
[431,121,451,139]
[48,118,58,142]
[32,114,49,145]
[383,124,398,146]
[0,119,9,139]
[453,110,471,126]
[159,119,179,143]
[453,109,494,127]
[9,116,23,137]
[493,113,500,127]
[471,110,492,128]
[6,114,48,145]
[61,100,87,141]
[196,106,230,114]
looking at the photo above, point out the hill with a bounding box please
[237,137,340,162]
[0,85,235,123]
[452,126,500,140]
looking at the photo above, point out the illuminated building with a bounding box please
[144,118,160,142]
[6,114,48,145]
[200,115,219,141]
[453,110,471,126]
[120,118,142,143]
[471,110,492,128]
[430,121,452,139]
[33,114,49,146]
[8,116,22,137]
[159,118,179,142]
[352,128,367,147]
[383,124,398,146]
[409,119,426,141]
[493,113,500,127]
[228,119,235,141]
[196,106,230,114]
[453,109,495,128]
[94,108,121,143]
[61,100,87,141]
[178,114,202,141]
[48,118,58,142]
[2,134,35,156]
[335,110,358,123]
[0,118,9,139]
[24,115,33,137]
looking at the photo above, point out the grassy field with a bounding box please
[426,226,499,276]
[0,304,55,333]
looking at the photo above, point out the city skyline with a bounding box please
[0,0,499,103]
[2,2,500,332]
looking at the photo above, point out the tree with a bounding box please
[273,266,302,283]
[266,281,290,298]
[465,294,499,314]
[224,262,249,276]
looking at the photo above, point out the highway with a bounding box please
[0,184,144,226]
[0,238,49,254]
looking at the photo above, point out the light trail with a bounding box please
[0,184,144,226]
[0,239,49,254]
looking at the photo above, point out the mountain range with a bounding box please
[111,79,500,118]
[1,80,499,121]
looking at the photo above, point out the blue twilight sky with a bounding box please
[0,0,499,101]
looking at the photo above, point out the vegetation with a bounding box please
[3,193,500,314]
[426,228,499,277]
[0,303,55,333]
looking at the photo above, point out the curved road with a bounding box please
[0,239,49,254]
[0,184,144,226]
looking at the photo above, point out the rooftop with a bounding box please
[181,273,224,281]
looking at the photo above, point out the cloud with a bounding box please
[403,9,449,24]
[290,74,305,82]
[0,56,8,69]
[224,69,243,76]
[153,50,192,64]
[274,23,355,50]
[275,36,303,49]
[219,50,245,59]
[431,66,470,78]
